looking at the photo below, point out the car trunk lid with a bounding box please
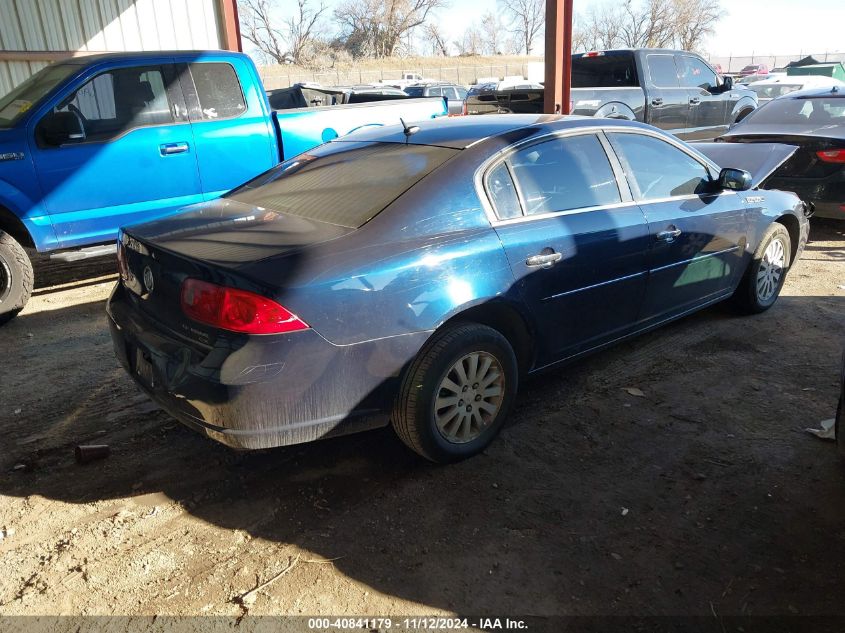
[692,141,800,187]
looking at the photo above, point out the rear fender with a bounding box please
[594,102,637,121]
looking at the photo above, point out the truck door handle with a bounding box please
[160,142,189,156]
[689,97,701,105]
[651,97,664,106]
[657,227,682,242]
[526,250,563,268]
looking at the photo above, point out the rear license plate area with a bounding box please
[132,347,155,388]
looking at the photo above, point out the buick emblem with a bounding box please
[142,266,155,294]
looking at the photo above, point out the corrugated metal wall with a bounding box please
[0,0,223,95]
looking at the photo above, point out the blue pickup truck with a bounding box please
[0,50,446,323]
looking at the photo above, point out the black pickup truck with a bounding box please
[467,49,759,140]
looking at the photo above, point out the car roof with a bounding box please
[334,114,651,149]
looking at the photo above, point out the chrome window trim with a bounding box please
[475,125,725,227]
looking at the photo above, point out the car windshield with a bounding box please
[0,63,79,128]
[750,84,803,99]
[745,97,845,125]
[226,142,459,228]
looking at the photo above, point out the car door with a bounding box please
[605,130,748,324]
[179,59,279,200]
[485,132,651,366]
[677,55,728,140]
[644,53,691,137]
[28,62,202,248]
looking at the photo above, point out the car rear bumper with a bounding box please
[106,283,428,450]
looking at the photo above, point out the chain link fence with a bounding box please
[705,51,845,73]
[258,62,537,90]
[259,52,845,90]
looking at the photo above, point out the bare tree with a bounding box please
[238,0,327,64]
[480,12,503,55]
[499,0,544,55]
[454,25,483,56]
[576,0,723,53]
[425,23,450,56]
[673,0,724,51]
[334,0,448,58]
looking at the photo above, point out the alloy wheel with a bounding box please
[756,237,785,302]
[433,351,505,444]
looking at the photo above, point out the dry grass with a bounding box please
[257,54,544,89]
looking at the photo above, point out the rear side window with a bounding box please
[226,142,458,228]
[189,62,246,120]
[486,162,522,220]
[505,134,621,216]
[572,54,639,88]
[608,133,711,200]
[647,55,679,88]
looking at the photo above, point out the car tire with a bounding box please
[392,323,518,463]
[731,223,791,314]
[0,231,33,326]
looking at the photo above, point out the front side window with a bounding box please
[428,86,443,97]
[647,55,680,88]
[679,56,718,91]
[189,62,246,120]
[608,133,711,200]
[37,65,174,144]
[506,134,622,216]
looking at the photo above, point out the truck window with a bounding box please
[608,133,710,200]
[0,63,78,128]
[189,63,246,120]
[647,55,680,88]
[506,134,621,215]
[679,56,718,91]
[37,65,174,144]
[572,54,639,88]
[226,142,459,229]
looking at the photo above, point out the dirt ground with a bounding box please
[1,220,844,625]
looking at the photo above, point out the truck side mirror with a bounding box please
[40,111,86,147]
[719,167,752,191]
[722,75,734,91]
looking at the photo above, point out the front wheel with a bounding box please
[392,323,518,463]
[0,231,33,325]
[731,223,791,314]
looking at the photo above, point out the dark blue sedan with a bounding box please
[108,115,810,462]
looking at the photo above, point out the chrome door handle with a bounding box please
[526,251,563,268]
[160,142,189,155]
[651,97,664,106]
[657,227,682,242]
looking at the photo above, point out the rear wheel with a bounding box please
[731,223,791,314]
[392,323,518,463]
[0,231,33,325]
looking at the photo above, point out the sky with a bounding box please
[274,0,843,57]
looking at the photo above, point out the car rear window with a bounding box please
[572,53,639,88]
[750,84,803,99]
[226,142,459,228]
[745,97,845,124]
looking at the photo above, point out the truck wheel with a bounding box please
[392,323,518,463]
[0,231,33,325]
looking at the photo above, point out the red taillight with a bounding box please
[584,51,605,57]
[180,279,309,335]
[816,149,845,163]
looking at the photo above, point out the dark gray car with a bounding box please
[405,83,467,115]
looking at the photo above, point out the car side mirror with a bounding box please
[719,167,752,191]
[722,76,733,91]
[40,111,86,147]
